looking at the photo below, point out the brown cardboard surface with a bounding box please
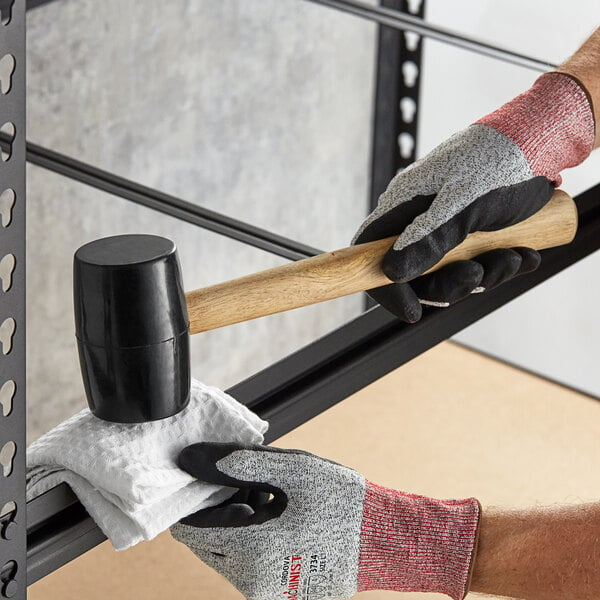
[28,342,600,600]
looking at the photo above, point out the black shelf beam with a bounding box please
[24,141,321,262]
[305,0,554,72]
[27,182,600,585]
[0,132,324,263]
[27,0,556,72]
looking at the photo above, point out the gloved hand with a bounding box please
[353,72,595,322]
[170,442,481,600]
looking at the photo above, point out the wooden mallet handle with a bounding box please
[186,189,577,334]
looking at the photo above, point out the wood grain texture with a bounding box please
[186,190,577,333]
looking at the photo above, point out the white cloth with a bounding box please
[27,378,268,551]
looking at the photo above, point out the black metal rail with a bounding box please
[305,0,555,72]
[26,183,600,585]
[24,0,557,72]
[0,130,323,262]
[25,141,320,262]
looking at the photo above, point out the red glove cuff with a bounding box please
[357,481,481,600]
[476,72,595,185]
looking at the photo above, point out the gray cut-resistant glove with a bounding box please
[171,442,481,600]
[353,72,595,322]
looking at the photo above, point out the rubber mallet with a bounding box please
[73,189,577,423]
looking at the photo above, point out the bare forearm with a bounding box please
[469,503,600,600]
[557,27,600,148]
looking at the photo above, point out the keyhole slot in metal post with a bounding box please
[0,318,15,355]
[0,122,15,162]
[402,61,419,88]
[0,189,15,228]
[0,55,14,95]
[406,0,423,13]
[0,380,15,416]
[0,501,15,520]
[1,559,17,598]
[0,1,14,26]
[0,254,15,292]
[0,500,17,541]
[398,133,415,159]
[404,31,421,51]
[0,441,15,477]
[400,97,417,123]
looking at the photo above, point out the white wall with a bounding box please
[418,1,600,396]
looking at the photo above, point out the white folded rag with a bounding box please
[27,378,268,551]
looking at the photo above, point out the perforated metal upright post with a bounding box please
[366,0,424,308]
[370,0,425,210]
[0,1,26,598]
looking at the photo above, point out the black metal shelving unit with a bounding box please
[0,1,596,596]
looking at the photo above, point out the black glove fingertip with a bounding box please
[411,260,484,304]
[382,243,438,284]
[513,247,541,274]
[368,283,422,323]
[178,442,257,484]
[179,502,259,529]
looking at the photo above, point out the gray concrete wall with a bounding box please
[26,0,375,441]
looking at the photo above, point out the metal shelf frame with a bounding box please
[25,183,600,584]
[0,1,26,598]
[4,0,597,595]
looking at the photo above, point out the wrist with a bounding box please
[476,72,595,184]
[555,70,600,149]
[356,481,481,600]
[557,27,600,149]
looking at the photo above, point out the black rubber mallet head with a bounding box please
[74,235,190,423]
[73,191,576,423]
